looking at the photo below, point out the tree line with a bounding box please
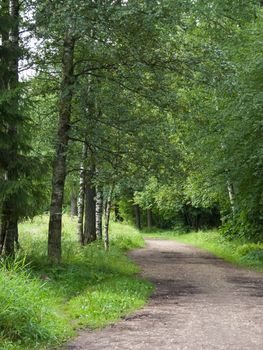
[0,0,262,263]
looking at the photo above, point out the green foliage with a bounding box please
[132,176,220,230]
[220,212,262,241]
[162,7,263,240]
[0,11,49,223]
[12,0,263,243]
[1,0,262,241]
[0,216,152,350]
[117,198,135,224]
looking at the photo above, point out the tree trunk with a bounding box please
[114,204,123,222]
[147,208,153,228]
[0,214,7,255]
[77,143,87,245]
[0,201,17,256]
[14,222,19,249]
[96,186,103,240]
[84,185,96,244]
[227,180,235,214]
[70,193,78,218]
[83,163,96,244]
[4,216,17,256]
[48,34,75,263]
[104,186,114,251]
[134,204,141,230]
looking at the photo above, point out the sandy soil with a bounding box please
[65,239,263,350]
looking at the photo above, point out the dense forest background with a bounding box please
[1,0,263,261]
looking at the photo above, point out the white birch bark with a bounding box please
[77,143,87,245]
[96,186,103,240]
[104,186,114,251]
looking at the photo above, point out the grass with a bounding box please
[0,217,152,350]
[143,228,263,271]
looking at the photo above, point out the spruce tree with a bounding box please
[0,0,20,256]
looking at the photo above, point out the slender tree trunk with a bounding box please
[84,185,96,244]
[0,229,6,255]
[0,211,7,255]
[14,222,19,249]
[96,186,103,240]
[48,34,75,263]
[147,208,153,228]
[227,179,235,214]
[193,213,200,231]
[182,206,190,227]
[134,204,141,230]
[104,186,114,251]
[70,193,78,218]
[77,143,87,245]
[83,163,96,244]
[114,204,122,222]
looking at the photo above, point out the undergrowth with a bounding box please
[0,217,152,350]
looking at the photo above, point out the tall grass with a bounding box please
[0,256,72,350]
[0,216,152,350]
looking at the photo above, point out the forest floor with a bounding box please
[66,238,263,350]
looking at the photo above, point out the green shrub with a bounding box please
[236,243,263,261]
[220,211,263,242]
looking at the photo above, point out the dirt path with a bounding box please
[66,239,263,350]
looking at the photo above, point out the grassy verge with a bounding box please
[0,217,152,350]
[143,228,263,271]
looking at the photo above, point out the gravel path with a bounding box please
[66,239,263,350]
